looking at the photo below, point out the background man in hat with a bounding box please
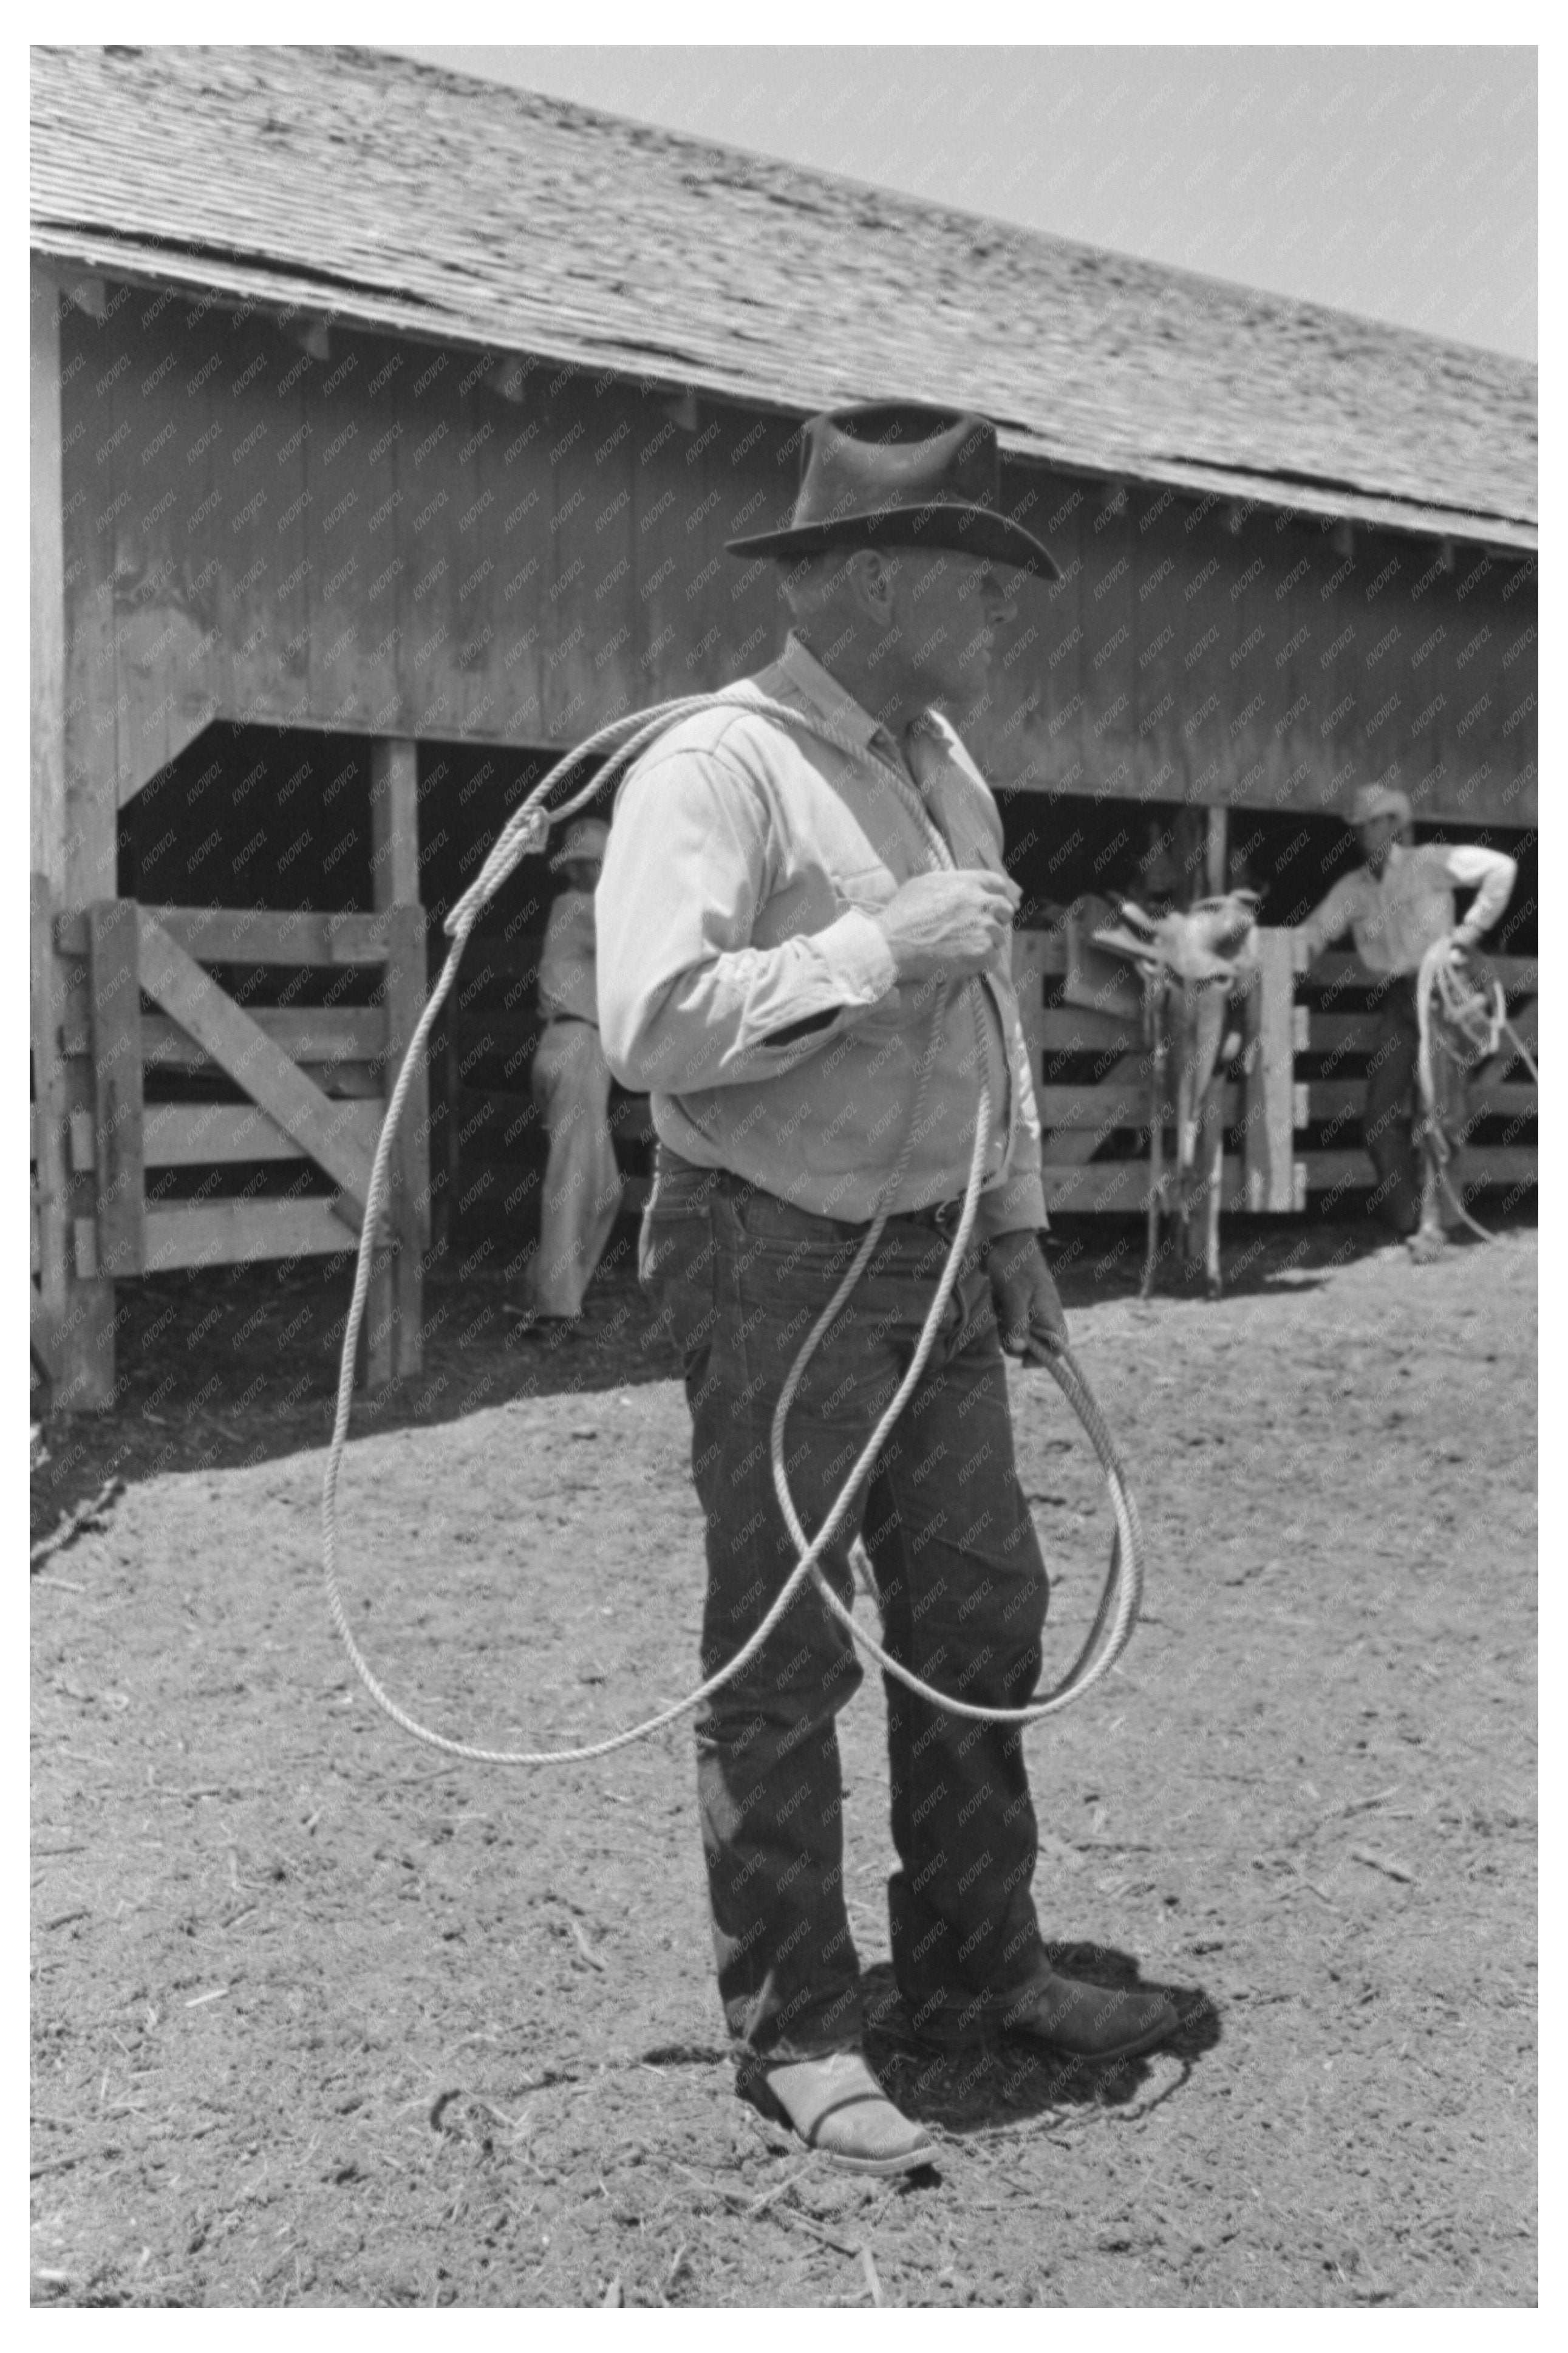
[597,406,1178,2175]
[527,816,624,1325]
[1293,782,1516,1241]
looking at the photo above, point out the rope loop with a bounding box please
[321,691,1147,1766]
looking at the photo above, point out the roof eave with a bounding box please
[31,232,1538,559]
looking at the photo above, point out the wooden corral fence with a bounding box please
[434,924,1537,1236]
[1011,929,1538,1217]
[30,907,1536,1414]
[30,884,428,1401]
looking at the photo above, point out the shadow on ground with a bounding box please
[859,1948,1219,2140]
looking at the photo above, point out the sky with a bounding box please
[392,46,1536,362]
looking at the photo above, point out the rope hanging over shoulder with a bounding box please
[321,690,1145,1766]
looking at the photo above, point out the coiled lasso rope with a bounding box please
[1414,936,1539,1245]
[321,689,1145,1765]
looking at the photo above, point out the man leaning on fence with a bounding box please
[596,404,1179,2176]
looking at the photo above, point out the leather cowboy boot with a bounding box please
[757,2051,935,2176]
[1001,1970,1179,2063]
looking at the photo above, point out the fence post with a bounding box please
[86,900,146,1277]
[366,738,423,1387]
[1205,804,1229,896]
[1245,927,1298,1212]
[30,875,70,1400]
[381,901,429,1381]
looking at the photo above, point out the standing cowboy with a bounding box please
[597,405,1178,2176]
[527,817,624,1325]
[1294,783,1516,1242]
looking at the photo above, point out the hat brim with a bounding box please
[726,500,1060,583]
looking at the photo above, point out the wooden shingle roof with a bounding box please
[31,43,1537,549]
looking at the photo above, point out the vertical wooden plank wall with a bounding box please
[46,277,1536,841]
[305,329,404,733]
[974,467,1535,832]
[1125,482,1190,812]
[30,264,67,884]
[104,295,219,791]
[485,366,556,741]
[52,300,803,779]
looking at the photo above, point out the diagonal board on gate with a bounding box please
[134,910,375,1231]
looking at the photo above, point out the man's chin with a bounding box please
[933,665,989,708]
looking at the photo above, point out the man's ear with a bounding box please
[847,547,900,626]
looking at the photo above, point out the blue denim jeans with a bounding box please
[640,1147,1052,2064]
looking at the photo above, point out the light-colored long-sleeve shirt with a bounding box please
[1295,841,1516,974]
[596,634,1046,1238]
[538,889,600,1024]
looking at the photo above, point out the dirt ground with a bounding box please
[30,1214,1537,2308]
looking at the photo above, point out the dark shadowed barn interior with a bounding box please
[30,44,1537,1407]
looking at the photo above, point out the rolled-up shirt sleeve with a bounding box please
[1444,844,1517,940]
[596,743,898,1093]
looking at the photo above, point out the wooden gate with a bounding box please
[38,893,428,1396]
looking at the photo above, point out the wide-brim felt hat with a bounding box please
[726,403,1060,582]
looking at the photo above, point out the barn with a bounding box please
[30,43,1538,1410]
